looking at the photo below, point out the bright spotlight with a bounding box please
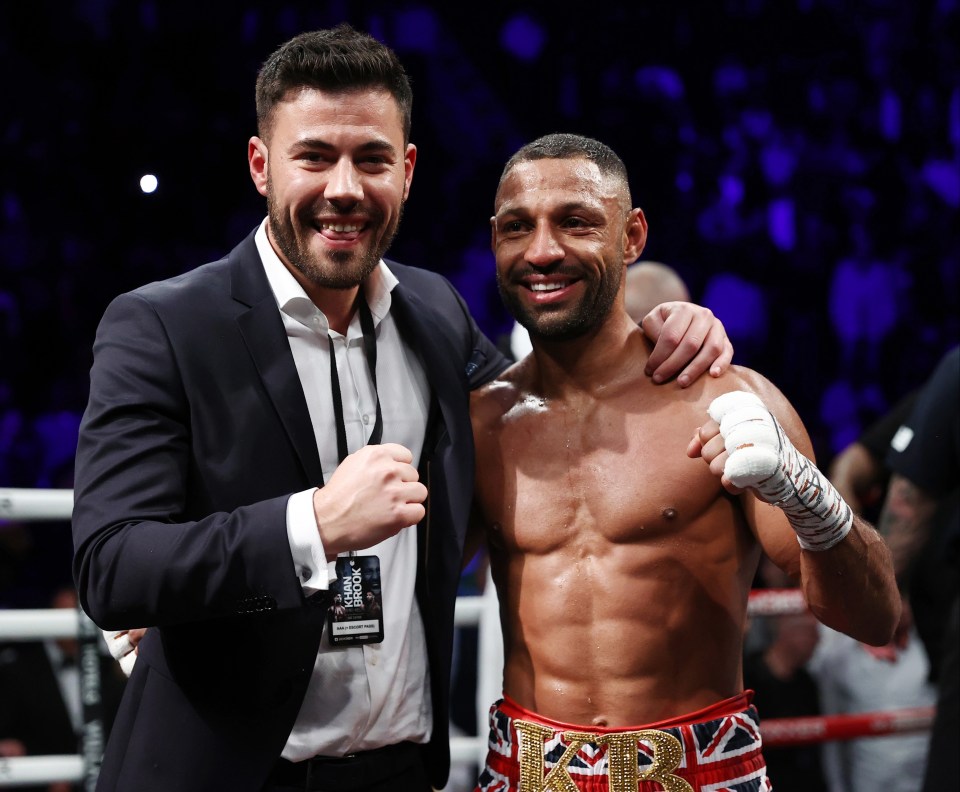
[139,174,159,194]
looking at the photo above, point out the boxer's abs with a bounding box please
[496,544,752,727]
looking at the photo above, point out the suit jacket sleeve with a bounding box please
[439,272,510,389]
[72,290,305,630]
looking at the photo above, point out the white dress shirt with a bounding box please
[254,221,433,759]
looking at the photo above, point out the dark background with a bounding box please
[1,0,958,606]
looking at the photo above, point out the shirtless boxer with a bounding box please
[468,133,900,792]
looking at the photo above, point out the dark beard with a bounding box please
[497,260,623,342]
[267,193,403,290]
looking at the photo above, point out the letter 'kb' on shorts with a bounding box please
[474,692,771,791]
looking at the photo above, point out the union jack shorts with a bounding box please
[474,692,772,792]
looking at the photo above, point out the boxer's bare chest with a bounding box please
[476,389,722,555]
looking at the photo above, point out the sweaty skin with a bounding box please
[470,341,801,727]
[469,147,897,731]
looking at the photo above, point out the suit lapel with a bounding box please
[224,236,466,490]
[389,281,464,443]
[390,279,473,579]
[229,233,325,485]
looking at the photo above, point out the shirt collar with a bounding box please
[254,218,397,331]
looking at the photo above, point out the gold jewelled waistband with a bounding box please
[514,718,693,792]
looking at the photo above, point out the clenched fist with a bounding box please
[313,443,428,557]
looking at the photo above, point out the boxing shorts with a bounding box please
[475,691,771,792]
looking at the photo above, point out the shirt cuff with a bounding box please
[286,489,338,594]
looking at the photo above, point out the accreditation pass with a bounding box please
[327,555,384,646]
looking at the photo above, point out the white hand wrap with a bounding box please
[708,391,853,551]
[102,629,138,677]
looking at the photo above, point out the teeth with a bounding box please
[530,282,569,292]
[321,223,361,232]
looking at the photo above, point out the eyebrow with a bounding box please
[496,199,600,218]
[289,138,398,156]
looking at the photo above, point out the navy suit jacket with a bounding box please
[72,230,507,791]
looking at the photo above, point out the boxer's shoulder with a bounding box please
[665,365,779,409]
[673,366,805,441]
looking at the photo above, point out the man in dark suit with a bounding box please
[71,25,731,792]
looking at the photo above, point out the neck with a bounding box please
[268,226,364,335]
[529,310,649,398]
[311,287,360,335]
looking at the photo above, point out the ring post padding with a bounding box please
[78,606,104,791]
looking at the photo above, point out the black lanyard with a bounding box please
[328,295,383,465]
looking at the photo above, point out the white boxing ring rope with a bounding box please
[0,487,74,522]
[0,488,935,789]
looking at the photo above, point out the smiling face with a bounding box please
[492,157,646,341]
[248,87,416,295]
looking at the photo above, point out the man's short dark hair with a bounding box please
[255,23,413,142]
[498,133,632,206]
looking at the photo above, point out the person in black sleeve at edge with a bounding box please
[71,24,733,792]
[880,345,960,792]
[830,385,958,691]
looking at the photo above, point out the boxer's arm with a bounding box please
[750,498,899,646]
[689,383,900,646]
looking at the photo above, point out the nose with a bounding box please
[525,223,564,267]
[325,157,364,207]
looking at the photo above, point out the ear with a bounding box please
[489,215,498,253]
[248,136,269,197]
[624,207,648,263]
[402,143,417,201]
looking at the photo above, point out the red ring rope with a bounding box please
[761,706,935,746]
[747,588,807,616]
[745,590,934,745]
